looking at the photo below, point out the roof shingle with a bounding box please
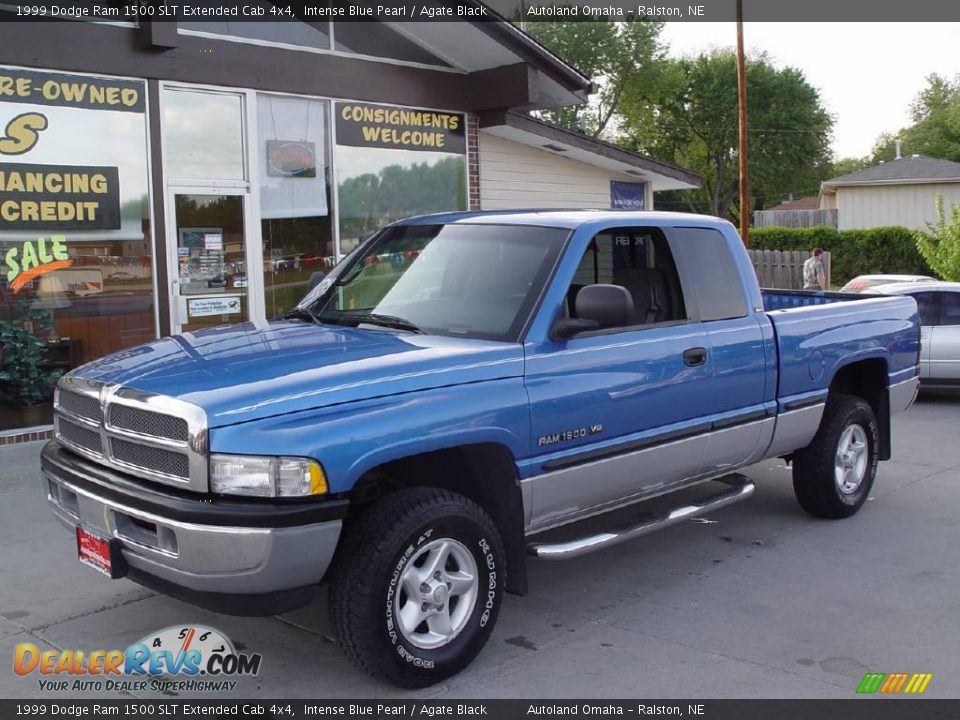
[824,155,960,185]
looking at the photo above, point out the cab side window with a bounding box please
[566,227,687,329]
[912,292,940,326]
[939,292,960,326]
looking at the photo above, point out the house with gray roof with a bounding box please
[819,154,960,230]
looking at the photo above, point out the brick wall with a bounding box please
[467,113,481,210]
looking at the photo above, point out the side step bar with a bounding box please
[527,474,755,560]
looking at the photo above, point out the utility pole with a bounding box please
[736,0,749,246]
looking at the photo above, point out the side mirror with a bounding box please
[552,317,600,339]
[551,284,635,340]
[576,284,634,328]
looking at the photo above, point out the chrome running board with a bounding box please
[527,474,755,560]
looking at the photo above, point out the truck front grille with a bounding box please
[108,404,189,442]
[110,437,190,480]
[56,389,103,424]
[53,378,207,491]
[55,416,104,457]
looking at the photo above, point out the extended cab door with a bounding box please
[522,225,713,531]
[668,227,774,475]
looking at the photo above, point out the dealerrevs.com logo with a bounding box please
[13,625,261,693]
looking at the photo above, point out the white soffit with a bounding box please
[482,126,699,191]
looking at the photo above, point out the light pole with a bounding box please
[736,0,749,246]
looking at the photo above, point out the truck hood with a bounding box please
[72,321,524,427]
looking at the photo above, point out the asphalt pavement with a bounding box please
[1,394,958,700]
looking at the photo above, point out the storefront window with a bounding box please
[334,102,467,254]
[257,94,333,319]
[0,67,153,430]
[163,89,246,181]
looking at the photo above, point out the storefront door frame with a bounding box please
[158,82,267,333]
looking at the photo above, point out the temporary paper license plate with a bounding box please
[76,526,116,578]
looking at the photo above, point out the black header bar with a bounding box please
[2,0,960,22]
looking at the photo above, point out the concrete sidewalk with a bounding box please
[1,395,958,699]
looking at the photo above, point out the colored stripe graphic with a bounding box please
[857,673,886,693]
[904,673,933,694]
[857,672,932,694]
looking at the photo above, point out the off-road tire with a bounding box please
[793,393,879,519]
[328,487,505,688]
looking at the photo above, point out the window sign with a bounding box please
[336,102,465,153]
[187,295,242,318]
[0,66,154,431]
[610,180,646,210]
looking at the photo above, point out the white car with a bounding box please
[840,274,936,293]
[873,281,960,388]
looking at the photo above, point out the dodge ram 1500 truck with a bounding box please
[41,211,920,687]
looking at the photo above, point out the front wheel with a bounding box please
[793,394,879,519]
[328,487,505,688]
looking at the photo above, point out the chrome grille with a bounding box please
[111,437,190,479]
[108,404,188,442]
[55,417,103,457]
[57,388,103,423]
[53,377,207,492]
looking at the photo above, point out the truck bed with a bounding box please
[761,289,920,406]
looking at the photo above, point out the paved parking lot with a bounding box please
[1,394,958,700]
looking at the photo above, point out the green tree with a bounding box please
[871,74,960,163]
[629,50,833,220]
[523,19,666,137]
[829,156,871,178]
[915,196,960,281]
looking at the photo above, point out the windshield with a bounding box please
[302,223,568,341]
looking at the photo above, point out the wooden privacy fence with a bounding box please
[753,208,838,228]
[748,249,832,290]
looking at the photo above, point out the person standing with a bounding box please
[803,248,826,290]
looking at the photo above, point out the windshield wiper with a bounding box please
[334,312,424,334]
[282,307,322,324]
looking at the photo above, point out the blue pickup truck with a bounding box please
[42,210,920,687]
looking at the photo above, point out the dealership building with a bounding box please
[0,12,699,439]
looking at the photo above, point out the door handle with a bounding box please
[683,347,708,367]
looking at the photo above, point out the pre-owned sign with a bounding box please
[0,162,121,230]
[0,68,144,113]
[336,103,465,153]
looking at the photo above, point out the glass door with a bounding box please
[169,189,255,333]
[162,85,264,334]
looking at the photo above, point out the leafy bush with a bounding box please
[0,298,62,407]
[750,225,932,285]
[914,196,960,281]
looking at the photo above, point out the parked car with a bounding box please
[841,274,935,293]
[872,281,960,388]
[41,211,920,688]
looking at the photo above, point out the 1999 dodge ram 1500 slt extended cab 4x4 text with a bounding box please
[41,211,920,687]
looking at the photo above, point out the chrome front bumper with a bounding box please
[42,440,346,615]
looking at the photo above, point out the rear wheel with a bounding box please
[793,394,879,519]
[328,487,504,688]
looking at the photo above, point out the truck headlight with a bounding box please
[209,454,328,497]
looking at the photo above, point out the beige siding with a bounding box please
[836,182,960,230]
[478,133,651,210]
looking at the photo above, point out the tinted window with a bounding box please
[911,292,940,326]
[939,292,960,326]
[672,228,749,321]
[565,227,686,329]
